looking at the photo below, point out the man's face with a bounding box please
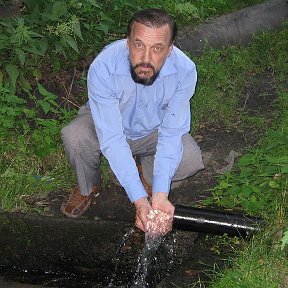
[127,22,173,85]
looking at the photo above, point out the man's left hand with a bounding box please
[150,192,175,235]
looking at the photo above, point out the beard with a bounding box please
[130,62,160,86]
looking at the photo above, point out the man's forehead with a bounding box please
[130,22,171,45]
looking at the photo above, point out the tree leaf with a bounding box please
[38,100,50,114]
[5,64,19,89]
[86,0,102,8]
[64,35,79,53]
[51,1,67,21]
[15,48,26,66]
[98,22,109,35]
[31,38,48,56]
[73,19,84,41]
[37,83,48,96]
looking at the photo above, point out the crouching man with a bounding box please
[60,8,204,235]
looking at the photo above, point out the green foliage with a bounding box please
[203,130,288,215]
[210,226,288,288]
[0,82,76,158]
[281,229,288,251]
[0,0,264,92]
[0,84,27,130]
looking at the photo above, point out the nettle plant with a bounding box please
[0,0,114,157]
[0,82,66,157]
[203,132,288,216]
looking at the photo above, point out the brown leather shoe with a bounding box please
[109,158,152,197]
[60,185,100,218]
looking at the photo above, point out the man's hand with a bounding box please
[134,193,175,235]
[152,192,175,216]
[150,192,175,235]
[134,197,152,232]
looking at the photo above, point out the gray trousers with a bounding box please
[61,106,204,196]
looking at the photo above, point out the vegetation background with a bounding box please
[0,0,287,287]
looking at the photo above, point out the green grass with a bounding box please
[0,134,76,211]
[202,118,288,287]
[209,228,288,288]
[193,24,288,288]
[192,24,288,131]
[124,0,265,26]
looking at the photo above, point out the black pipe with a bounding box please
[173,205,265,237]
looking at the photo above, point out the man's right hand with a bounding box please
[134,197,152,232]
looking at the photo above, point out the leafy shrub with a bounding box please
[203,131,288,216]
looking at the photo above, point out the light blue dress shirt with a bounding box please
[87,39,197,202]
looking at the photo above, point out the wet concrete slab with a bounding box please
[0,277,51,288]
[0,211,200,287]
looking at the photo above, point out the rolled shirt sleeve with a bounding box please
[153,63,197,193]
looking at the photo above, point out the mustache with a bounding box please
[134,62,155,70]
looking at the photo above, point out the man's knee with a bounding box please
[61,120,98,153]
[61,124,78,149]
[178,134,204,179]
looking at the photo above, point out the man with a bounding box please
[60,8,204,234]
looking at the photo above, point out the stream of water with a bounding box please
[107,211,176,288]
[129,233,164,288]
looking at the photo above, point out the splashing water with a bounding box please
[107,210,175,288]
[129,233,162,287]
[130,209,174,288]
[107,227,136,288]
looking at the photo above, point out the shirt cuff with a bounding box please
[152,175,172,194]
[124,179,148,202]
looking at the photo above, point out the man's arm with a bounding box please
[153,63,197,194]
[87,61,148,203]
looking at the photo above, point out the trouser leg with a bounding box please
[61,106,101,196]
[62,106,204,195]
[136,133,204,187]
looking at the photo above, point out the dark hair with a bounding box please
[127,8,177,44]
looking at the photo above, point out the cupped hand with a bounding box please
[152,192,175,216]
[134,197,152,232]
[150,192,175,235]
[134,193,175,235]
